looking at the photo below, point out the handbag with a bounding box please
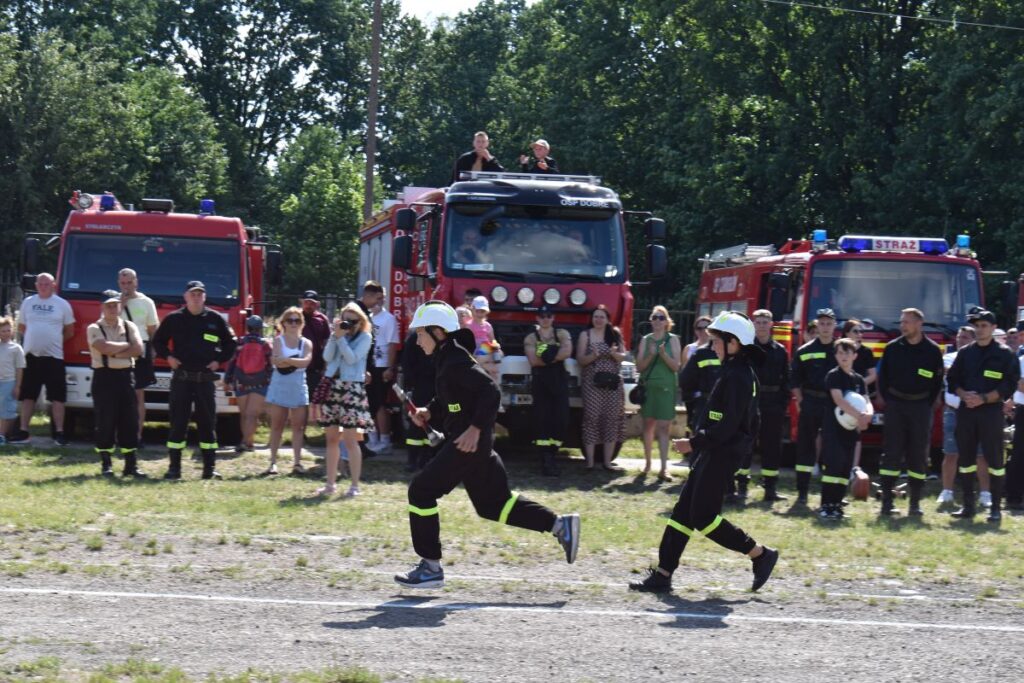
[593,371,621,390]
[629,336,661,405]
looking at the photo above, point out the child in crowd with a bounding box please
[0,317,25,444]
[222,315,272,453]
[469,296,501,380]
[455,306,473,329]
[819,338,871,520]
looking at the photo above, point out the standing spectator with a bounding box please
[576,305,626,470]
[222,316,272,453]
[818,339,871,520]
[1017,320,1024,357]
[87,292,144,477]
[790,308,838,504]
[749,309,790,502]
[400,328,438,473]
[947,309,1020,522]
[300,291,331,416]
[462,289,482,308]
[451,131,505,183]
[937,326,978,506]
[682,316,711,366]
[636,306,681,480]
[13,273,75,445]
[364,282,399,454]
[1005,352,1024,511]
[840,319,878,388]
[0,317,26,445]
[152,281,237,480]
[875,308,944,516]
[518,139,560,174]
[455,306,473,329]
[118,268,159,446]
[1005,327,1020,356]
[263,307,312,476]
[524,305,573,477]
[318,303,374,497]
[468,295,501,381]
[804,319,819,344]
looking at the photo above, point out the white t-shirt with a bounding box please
[943,350,960,409]
[370,308,399,368]
[19,294,75,359]
[1014,356,1024,405]
[120,293,159,342]
[0,340,26,381]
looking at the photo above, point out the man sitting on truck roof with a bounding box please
[518,138,559,174]
[452,131,505,184]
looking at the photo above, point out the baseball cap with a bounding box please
[537,304,554,316]
[185,280,206,292]
[815,308,836,320]
[472,295,490,311]
[302,290,319,302]
[968,309,997,324]
[101,289,121,305]
[531,138,550,150]
[245,315,264,331]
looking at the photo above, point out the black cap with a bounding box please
[302,290,319,302]
[245,315,263,330]
[537,304,554,315]
[815,307,836,320]
[967,309,996,325]
[185,280,205,292]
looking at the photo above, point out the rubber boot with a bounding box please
[763,477,787,502]
[796,471,811,505]
[164,450,182,480]
[880,475,897,516]
[951,474,975,518]
[987,478,1003,523]
[100,452,114,477]
[737,475,749,501]
[201,449,222,480]
[122,450,147,478]
[907,479,923,516]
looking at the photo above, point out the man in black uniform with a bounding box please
[152,281,237,480]
[876,308,944,516]
[749,309,790,502]
[395,301,579,589]
[790,308,838,504]
[524,305,573,477]
[399,329,437,472]
[947,309,1020,522]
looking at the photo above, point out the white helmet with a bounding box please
[707,311,755,346]
[835,392,874,430]
[411,300,460,332]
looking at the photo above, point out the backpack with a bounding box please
[234,336,271,387]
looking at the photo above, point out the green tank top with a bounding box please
[642,333,678,384]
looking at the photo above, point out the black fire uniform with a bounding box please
[525,327,571,476]
[947,340,1019,518]
[152,307,236,479]
[747,337,790,500]
[791,338,837,499]
[657,354,761,573]
[408,328,557,561]
[679,344,721,433]
[400,331,438,471]
[876,335,944,513]
[819,367,867,513]
[88,318,142,477]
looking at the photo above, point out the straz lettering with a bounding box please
[873,238,918,251]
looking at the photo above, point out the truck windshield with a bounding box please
[808,259,982,332]
[443,204,626,282]
[59,234,241,306]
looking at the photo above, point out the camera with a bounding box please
[338,319,354,331]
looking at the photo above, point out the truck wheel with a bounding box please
[216,415,242,447]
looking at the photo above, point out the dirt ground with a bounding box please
[1,529,1022,682]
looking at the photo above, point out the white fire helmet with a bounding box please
[835,392,874,430]
[707,311,755,346]
[411,300,460,332]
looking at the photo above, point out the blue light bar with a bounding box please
[838,237,871,252]
[918,239,949,255]
[199,198,215,214]
[99,194,116,211]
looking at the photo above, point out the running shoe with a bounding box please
[555,513,580,564]
[751,547,779,592]
[936,489,954,505]
[979,491,992,508]
[628,567,672,593]
[53,432,69,447]
[394,559,445,589]
[8,430,30,445]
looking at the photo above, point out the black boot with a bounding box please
[880,475,897,516]
[100,452,114,477]
[907,480,923,516]
[122,451,147,478]
[737,475,749,500]
[951,475,976,518]
[987,478,1003,523]
[201,449,222,480]
[796,471,810,505]
[164,450,182,480]
[763,477,787,502]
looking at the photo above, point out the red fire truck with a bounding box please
[358,171,667,442]
[21,192,282,439]
[696,231,983,449]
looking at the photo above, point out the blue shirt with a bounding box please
[323,331,371,382]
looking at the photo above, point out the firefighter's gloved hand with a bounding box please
[540,345,559,364]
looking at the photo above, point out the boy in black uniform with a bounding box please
[399,329,437,472]
[152,281,237,480]
[524,305,573,477]
[819,338,870,520]
[790,308,838,503]
[748,309,790,502]
[947,309,1020,522]
[395,301,579,589]
[876,308,944,516]
[630,312,778,593]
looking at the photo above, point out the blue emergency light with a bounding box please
[836,235,949,255]
[99,194,116,211]
[199,199,216,214]
[956,234,970,249]
[811,229,828,252]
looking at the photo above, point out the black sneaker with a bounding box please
[751,547,779,592]
[8,430,31,445]
[554,513,580,564]
[987,509,1002,523]
[394,559,445,589]
[629,567,673,593]
[53,432,70,447]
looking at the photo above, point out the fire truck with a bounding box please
[358,171,667,443]
[696,231,984,450]
[21,192,283,439]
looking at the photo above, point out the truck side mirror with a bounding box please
[644,218,666,241]
[21,273,37,293]
[266,250,283,287]
[393,235,413,271]
[396,208,417,233]
[1000,280,1018,324]
[646,244,667,280]
[22,238,39,275]
[768,288,788,321]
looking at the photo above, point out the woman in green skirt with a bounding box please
[636,306,682,480]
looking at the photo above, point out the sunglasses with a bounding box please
[849,328,864,333]
[651,315,667,321]
[284,318,302,324]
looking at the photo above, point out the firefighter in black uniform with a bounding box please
[394,301,579,589]
[876,308,944,516]
[680,341,721,429]
[947,309,1020,522]
[399,329,437,472]
[748,309,790,502]
[629,311,779,593]
[152,281,237,480]
[524,304,573,477]
[790,308,838,504]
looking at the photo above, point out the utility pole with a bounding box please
[363,0,383,221]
